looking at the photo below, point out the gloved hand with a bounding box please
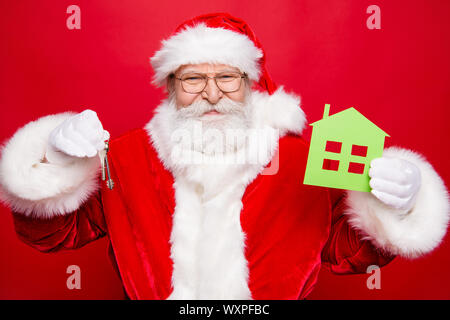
[46,110,110,164]
[369,157,421,213]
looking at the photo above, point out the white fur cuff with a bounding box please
[0,113,101,218]
[345,147,449,258]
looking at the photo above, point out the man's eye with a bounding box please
[218,74,236,80]
[185,77,202,81]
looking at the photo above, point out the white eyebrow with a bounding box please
[180,69,199,74]
[179,68,240,75]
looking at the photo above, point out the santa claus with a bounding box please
[0,13,448,300]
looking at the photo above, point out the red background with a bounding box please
[1,0,449,299]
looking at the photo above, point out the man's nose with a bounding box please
[201,77,223,104]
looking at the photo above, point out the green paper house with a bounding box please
[303,104,389,192]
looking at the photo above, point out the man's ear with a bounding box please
[245,77,252,89]
[166,74,175,93]
[244,77,253,96]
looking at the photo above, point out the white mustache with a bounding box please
[176,97,245,119]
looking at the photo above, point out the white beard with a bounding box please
[163,95,256,194]
[170,95,253,156]
[147,91,283,300]
[163,95,265,300]
[144,87,304,299]
[150,96,244,299]
[148,92,279,195]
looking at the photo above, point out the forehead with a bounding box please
[176,63,241,75]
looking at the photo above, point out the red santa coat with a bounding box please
[11,127,394,299]
[3,89,448,299]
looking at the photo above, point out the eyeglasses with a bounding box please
[175,72,246,94]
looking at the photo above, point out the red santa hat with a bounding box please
[150,12,307,137]
[150,12,278,94]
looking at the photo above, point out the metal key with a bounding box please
[104,140,114,190]
[98,148,107,181]
[99,140,114,190]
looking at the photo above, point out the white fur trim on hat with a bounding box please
[150,23,263,87]
[345,147,449,258]
[0,113,101,218]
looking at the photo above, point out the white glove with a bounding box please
[369,157,421,213]
[46,110,109,164]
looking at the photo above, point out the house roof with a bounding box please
[310,107,390,137]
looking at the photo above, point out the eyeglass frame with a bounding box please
[172,71,247,94]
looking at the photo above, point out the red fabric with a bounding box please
[11,129,395,299]
[174,12,278,94]
[12,191,107,253]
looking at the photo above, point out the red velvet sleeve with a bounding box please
[321,188,396,274]
[11,190,107,253]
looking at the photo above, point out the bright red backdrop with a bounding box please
[0,0,449,299]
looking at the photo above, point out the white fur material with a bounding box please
[146,88,305,299]
[0,113,101,218]
[150,23,264,87]
[250,86,306,136]
[345,147,449,258]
